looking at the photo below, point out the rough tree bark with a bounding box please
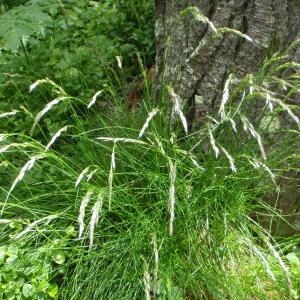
[154,0,300,235]
[155,0,300,121]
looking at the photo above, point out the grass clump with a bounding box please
[0,38,300,300]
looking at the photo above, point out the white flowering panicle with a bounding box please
[75,167,90,188]
[168,160,176,236]
[45,126,69,151]
[139,108,159,138]
[78,190,93,238]
[89,198,103,249]
[87,91,103,109]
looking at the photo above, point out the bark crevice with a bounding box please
[155,0,299,124]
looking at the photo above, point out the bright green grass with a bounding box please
[0,49,299,299]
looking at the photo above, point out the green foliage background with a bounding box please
[0,0,155,134]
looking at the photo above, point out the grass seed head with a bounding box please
[87,169,98,182]
[78,190,93,238]
[29,79,48,93]
[220,146,237,173]
[0,134,6,142]
[6,155,45,205]
[265,93,274,112]
[168,160,176,236]
[241,116,267,160]
[139,108,159,138]
[116,55,123,69]
[141,256,151,300]
[0,110,19,118]
[263,238,292,293]
[45,125,69,151]
[167,86,188,134]
[87,91,103,109]
[75,167,90,188]
[89,198,103,249]
[0,142,34,154]
[229,119,237,133]
[219,74,233,120]
[182,7,217,33]
[14,215,57,240]
[31,97,68,135]
[108,143,116,210]
[253,247,276,281]
[0,219,12,224]
[152,233,159,296]
[96,137,146,145]
[208,128,220,158]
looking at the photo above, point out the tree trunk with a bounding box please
[155,0,300,123]
[154,0,300,236]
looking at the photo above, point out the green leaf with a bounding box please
[23,266,37,276]
[65,225,76,237]
[22,283,35,298]
[0,246,7,263]
[287,252,300,276]
[7,244,18,256]
[52,252,65,265]
[47,284,58,299]
[0,0,58,50]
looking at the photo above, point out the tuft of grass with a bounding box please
[0,48,299,300]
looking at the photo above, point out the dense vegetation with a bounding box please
[0,1,299,299]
